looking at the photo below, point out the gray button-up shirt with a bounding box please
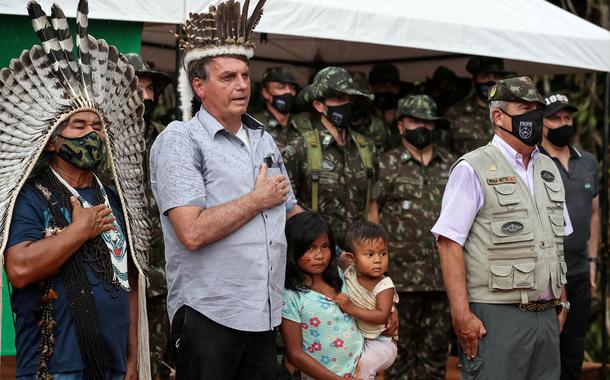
[150,107,296,331]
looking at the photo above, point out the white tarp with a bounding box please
[3,0,610,79]
[0,0,185,24]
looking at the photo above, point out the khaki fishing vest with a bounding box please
[456,144,567,304]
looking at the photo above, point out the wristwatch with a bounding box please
[560,301,571,312]
[588,257,599,263]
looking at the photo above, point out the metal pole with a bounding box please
[602,71,609,379]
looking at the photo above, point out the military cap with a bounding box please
[298,66,373,104]
[369,63,400,85]
[262,66,299,87]
[488,76,544,105]
[542,92,578,117]
[350,71,372,94]
[466,56,508,76]
[125,53,172,89]
[396,94,448,128]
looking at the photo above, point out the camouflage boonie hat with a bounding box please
[350,71,372,94]
[298,66,373,104]
[124,53,172,89]
[262,66,299,87]
[396,95,448,128]
[466,56,508,76]
[488,76,544,105]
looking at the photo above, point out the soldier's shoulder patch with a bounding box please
[486,176,516,185]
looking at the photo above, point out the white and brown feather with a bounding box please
[0,0,151,277]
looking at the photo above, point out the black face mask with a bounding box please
[374,92,399,111]
[499,108,544,147]
[325,103,353,130]
[475,81,495,100]
[403,127,433,150]
[546,124,574,147]
[271,93,295,114]
[143,99,155,125]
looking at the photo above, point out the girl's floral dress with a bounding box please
[283,284,363,378]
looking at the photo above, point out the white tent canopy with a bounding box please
[2,0,610,81]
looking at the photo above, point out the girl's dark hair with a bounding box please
[284,211,342,293]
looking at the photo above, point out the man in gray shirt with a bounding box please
[540,92,600,380]
[149,2,301,378]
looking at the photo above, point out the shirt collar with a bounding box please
[197,106,264,137]
[492,134,539,168]
[538,144,582,160]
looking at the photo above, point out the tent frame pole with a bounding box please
[602,71,609,379]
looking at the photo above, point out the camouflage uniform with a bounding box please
[253,109,309,150]
[282,67,379,246]
[253,67,307,150]
[443,56,508,156]
[350,71,393,152]
[283,119,379,246]
[373,95,454,380]
[443,94,492,156]
[124,53,173,379]
[351,109,391,152]
[144,121,171,379]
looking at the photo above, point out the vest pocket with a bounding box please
[490,218,533,244]
[490,264,513,289]
[490,259,536,290]
[514,261,536,288]
[544,181,565,203]
[492,183,520,206]
[549,214,566,237]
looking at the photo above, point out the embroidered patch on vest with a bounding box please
[502,221,524,234]
[486,176,517,185]
[541,170,555,182]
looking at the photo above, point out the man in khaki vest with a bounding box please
[431,76,572,380]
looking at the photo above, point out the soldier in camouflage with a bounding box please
[443,56,508,156]
[125,53,173,380]
[282,66,379,247]
[369,63,403,150]
[369,95,455,380]
[349,71,392,152]
[252,66,308,150]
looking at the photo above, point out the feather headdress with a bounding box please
[177,0,266,120]
[0,0,151,377]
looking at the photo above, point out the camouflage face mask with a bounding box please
[57,131,105,170]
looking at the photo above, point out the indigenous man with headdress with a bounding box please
[0,1,151,379]
[149,0,301,378]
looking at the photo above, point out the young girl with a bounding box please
[282,211,364,380]
[335,220,399,380]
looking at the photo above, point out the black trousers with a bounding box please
[560,273,591,380]
[171,305,277,380]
